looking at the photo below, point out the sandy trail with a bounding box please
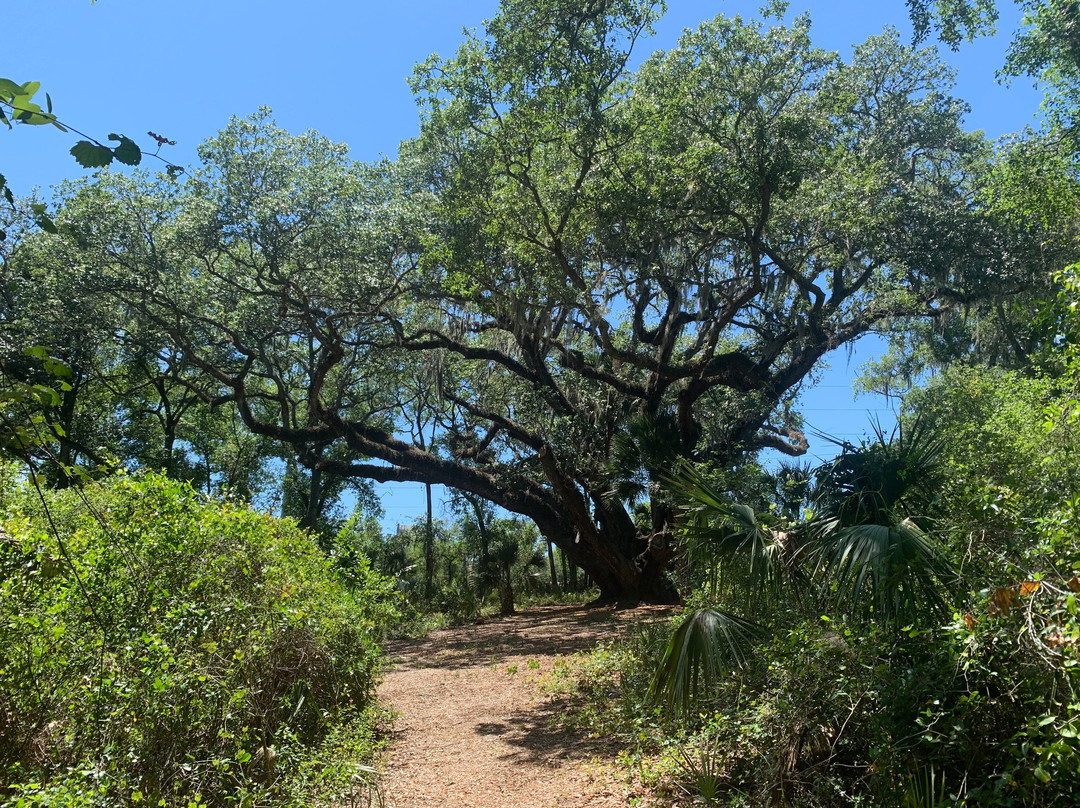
[377,605,671,808]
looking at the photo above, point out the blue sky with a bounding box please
[4,0,1043,527]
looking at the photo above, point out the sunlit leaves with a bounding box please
[812,518,957,624]
[0,78,64,128]
[906,0,998,49]
[2,76,145,178]
[28,202,57,234]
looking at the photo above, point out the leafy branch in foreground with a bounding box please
[0,77,181,240]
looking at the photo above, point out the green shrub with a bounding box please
[564,591,1080,807]
[0,472,399,807]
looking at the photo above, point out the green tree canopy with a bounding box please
[47,1,1044,603]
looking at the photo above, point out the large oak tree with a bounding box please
[58,1,1025,602]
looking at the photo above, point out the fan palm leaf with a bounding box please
[665,462,785,608]
[648,608,765,716]
[806,418,957,626]
[813,517,956,624]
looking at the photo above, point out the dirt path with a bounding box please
[377,605,672,808]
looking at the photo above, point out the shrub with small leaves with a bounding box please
[0,471,399,807]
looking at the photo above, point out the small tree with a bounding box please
[478,521,545,615]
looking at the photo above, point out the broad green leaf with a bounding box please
[12,95,42,121]
[30,203,58,234]
[70,140,114,168]
[109,133,142,166]
[28,385,60,407]
[0,78,22,98]
[42,355,73,378]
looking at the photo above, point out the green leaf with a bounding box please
[42,357,71,379]
[109,134,142,166]
[648,608,765,715]
[12,95,42,122]
[70,140,114,168]
[29,203,58,235]
[0,78,22,99]
[18,81,40,97]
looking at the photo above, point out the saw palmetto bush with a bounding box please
[627,424,1080,806]
[807,421,958,626]
[649,425,958,723]
[664,462,795,615]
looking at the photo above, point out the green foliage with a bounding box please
[0,348,76,464]
[0,471,399,807]
[565,599,1080,806]
[0,79,64,130]
[563,351,1080,805]
[813,519,956,624]
[808,424,958,625]
[647,609,764,717]
[478,533,546,615]
[68,136,140,170]
[907,0,999,49]
[542,618,674,746]
[673,744,723,804]
[901,364,1080,579]
[0,78,170,240]
[665,463,788,612]
[907,0,1080,137]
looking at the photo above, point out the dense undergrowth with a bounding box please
[549,365,1080,807]
[0,471,400,808]
[553,594,1079,807]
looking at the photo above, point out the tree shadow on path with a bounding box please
[383,604,675,672]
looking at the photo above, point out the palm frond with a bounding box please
[814,517,957,624]
[665,462,785,608]
[648,608,765,716]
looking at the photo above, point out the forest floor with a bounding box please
[377,604,675,808]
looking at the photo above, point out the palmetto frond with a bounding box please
[812,517,957,625]
[812,417,944,526]
[806,419,956,625]
[607,413,682,506]
[665,462,786,608]
[648,608,765,716]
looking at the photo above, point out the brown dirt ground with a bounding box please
[377,604,675,808]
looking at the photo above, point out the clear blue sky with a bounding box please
[4,0,1043,527]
